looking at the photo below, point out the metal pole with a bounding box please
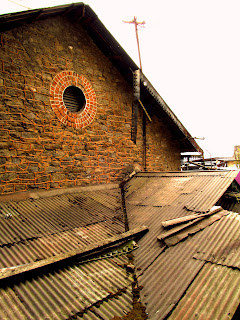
[123,17,145,71]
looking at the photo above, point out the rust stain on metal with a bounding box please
[124,171,240,319]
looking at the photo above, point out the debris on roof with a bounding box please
[158,208,228,247]
[1,170,240,319]
[0,184,148,319]
[161,205,222,228]
[124,170,240,319]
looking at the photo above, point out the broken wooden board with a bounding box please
[0,225,148,281]
[162,206,222,228]
[158,210,228,247]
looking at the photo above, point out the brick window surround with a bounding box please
[50,71,97,128]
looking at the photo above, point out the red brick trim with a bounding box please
[50,71,97,128]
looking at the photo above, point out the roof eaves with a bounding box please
[140,73,203,154]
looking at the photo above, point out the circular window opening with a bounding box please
[63,86,86,113]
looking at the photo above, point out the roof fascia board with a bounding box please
[140,73,203,154]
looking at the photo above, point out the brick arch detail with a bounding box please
[50,71,97,128]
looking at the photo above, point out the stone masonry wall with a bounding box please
[145,115,180,171]
[0,16,180,194]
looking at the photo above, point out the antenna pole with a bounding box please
[123,16,145,71]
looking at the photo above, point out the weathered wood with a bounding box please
[0,226,148,281]
[163,211,228,247]
[159,207,222,240]
[138,99,152,122]
[162,207,222,228]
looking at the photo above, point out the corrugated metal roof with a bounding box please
[0,254,132,319]
[1,172,240,319]
[0,187,136,320]
[132,212,240,320]
[125,171,239,276]
[124,171,240,319]
[0,185,139,319]
[0,187,124,248]
[75,288,133,319]
[0,221,124,268]
[138,238,205,320]
[126,171,238,212]
[168,262,240,320]
[90,288,133,319]
[193,212,240,268]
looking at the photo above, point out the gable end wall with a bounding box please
[0,16,180,194]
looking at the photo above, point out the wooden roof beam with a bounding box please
[0,226,148,281]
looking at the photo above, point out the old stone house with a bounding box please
[1,4,240,320]
[0,3,201,195]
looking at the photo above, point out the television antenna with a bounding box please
[123,16,145,71]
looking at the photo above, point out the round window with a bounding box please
[63,86,86,113]
[50,71,97,129]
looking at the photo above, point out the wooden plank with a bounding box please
[0,226,148,281]
[163,211,228,247]
[138,99,152,122]
[162,207,222,228]
[158,207,222,240]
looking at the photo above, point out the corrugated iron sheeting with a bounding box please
[184,171,238,212]
[127,205,181,276]
[125,171,239,275]
[137,237,205,320]
[134,211,240,320]
[0,220,124,268]
[0,186,125,272]
[92,288,133,319]
[75,288,133,319]
[125,171,238,212]
[124,172,240,319]
[193,212,240,268]
[0,255,131,320]
[0,188,124,247]
[168,262,240,320]
[0,186,136,319]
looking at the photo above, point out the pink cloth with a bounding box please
[235,171,240,185]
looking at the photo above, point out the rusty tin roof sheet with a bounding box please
[135,212,240,320]
[0,185,139,319]
[125,170,239,275]
[168,262,240,320]
[1,171,240,319]
[125,171,238,212]
[0,186,125,263]
[124,171,240,319]
[0,254,132,319]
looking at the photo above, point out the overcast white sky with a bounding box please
[2,0,240,158]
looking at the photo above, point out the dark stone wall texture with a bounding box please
[0,16,180,194]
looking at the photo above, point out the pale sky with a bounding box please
[1,0,240,158]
